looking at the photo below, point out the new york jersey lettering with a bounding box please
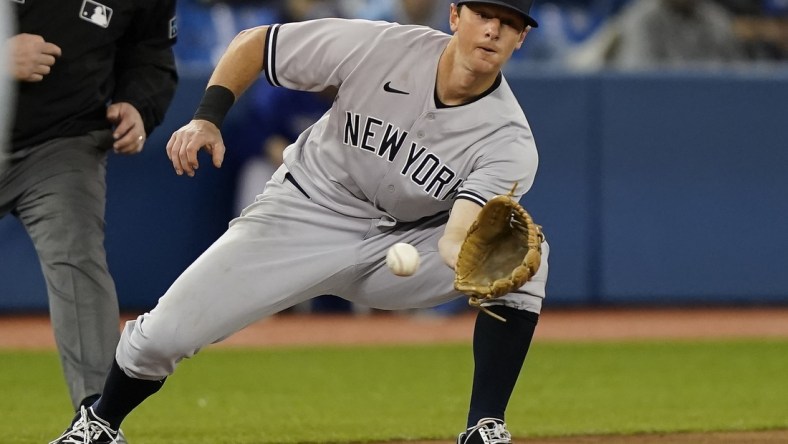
[343,111,463,201]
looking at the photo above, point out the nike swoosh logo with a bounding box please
[383,81,409,95]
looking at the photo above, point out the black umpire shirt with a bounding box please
[11,0,178,151]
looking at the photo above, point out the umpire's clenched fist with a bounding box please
[8,33,61,82]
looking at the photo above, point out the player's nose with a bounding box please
[484,19,501,39]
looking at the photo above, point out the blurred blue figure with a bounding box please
[347,0,452,32]
[508,0,629,68]
[233,84,336,213]
[174,0,279,73]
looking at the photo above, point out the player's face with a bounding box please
[449,3,529,74]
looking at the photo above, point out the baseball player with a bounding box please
[51,1,549,443]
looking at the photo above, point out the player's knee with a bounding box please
[116,316,198,380]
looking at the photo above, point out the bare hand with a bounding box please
[165,120,226,177]
[106,102,146,155]
[9,33,62,82]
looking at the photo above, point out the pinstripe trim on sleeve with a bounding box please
[263,24,281,87]
[456,191,486,207]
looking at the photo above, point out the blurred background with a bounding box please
[2,0,787,315]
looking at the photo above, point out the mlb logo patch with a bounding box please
[79,0,113,28]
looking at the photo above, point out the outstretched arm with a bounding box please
[165,26,270,177]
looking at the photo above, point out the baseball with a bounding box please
[386,242,420,276]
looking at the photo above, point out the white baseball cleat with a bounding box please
[49,406,121,444]
[457,417,512,444]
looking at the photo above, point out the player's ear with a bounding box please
[514,26,530,50]
[449,3,460,33]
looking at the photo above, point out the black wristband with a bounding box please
[193,85,235,129]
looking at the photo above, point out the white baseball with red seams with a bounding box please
[386,243,420,276]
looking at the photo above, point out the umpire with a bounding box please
[2,1,177,440]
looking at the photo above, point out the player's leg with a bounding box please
[458,241,549,443]
[350,223,550,443]
[54,176,366,439]
[12,131,120,411]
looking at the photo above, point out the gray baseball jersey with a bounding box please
[115,19,549,380]
[265,19,538,220]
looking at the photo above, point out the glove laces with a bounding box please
[469,298,508,322]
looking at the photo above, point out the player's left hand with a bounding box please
[165,119,226,177]
[107,102,146,155]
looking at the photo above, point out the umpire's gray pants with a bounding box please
[0,130,120,409]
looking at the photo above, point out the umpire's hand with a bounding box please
[166,119,226,177]
[107,102,146,155]
[8,33,61,82]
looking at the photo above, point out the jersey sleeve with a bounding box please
[263,18,390,92]
[456,130,539,206]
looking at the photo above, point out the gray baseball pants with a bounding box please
[0,129,120,409]
[116,168,549,381]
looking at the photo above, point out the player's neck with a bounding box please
[437,42,501,106]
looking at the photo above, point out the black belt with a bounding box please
[285,172,310,198]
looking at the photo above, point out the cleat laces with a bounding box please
[459,418,512,444]
[478,420,511,444]
[49,406,119,444]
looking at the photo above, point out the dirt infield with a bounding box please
[382,430,788,443]
[2,307,788,443]
[3,306,788,349]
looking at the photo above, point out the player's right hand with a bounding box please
[9,33,62,82]
[166,119,226,177]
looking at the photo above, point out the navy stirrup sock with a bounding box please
[467,305,539,427]
[92,359,166,430]
[78,394,101,410]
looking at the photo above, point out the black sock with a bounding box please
[467,305,539,427]
[92,359,166,430]
[78,394,101,411]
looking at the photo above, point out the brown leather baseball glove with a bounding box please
[454,186,543,321]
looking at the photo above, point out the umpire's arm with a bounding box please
[439,199,482,270]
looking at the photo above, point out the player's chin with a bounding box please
[471,50,505,71]
[470,58,503,75]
